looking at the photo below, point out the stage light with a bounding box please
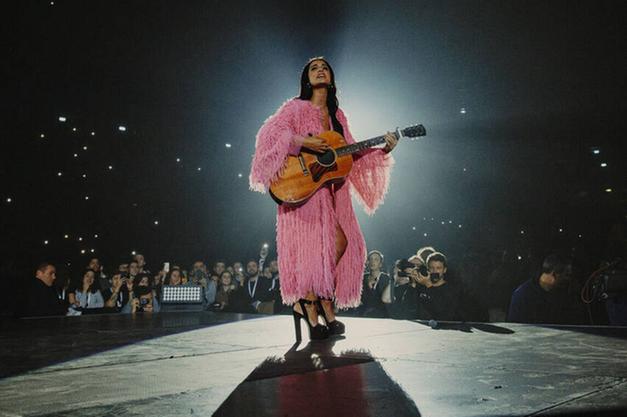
[412,226,416,230]
[80,249,86,254]
[578,234,583,238]
[154,220,159,225]
[82,174,87,178]
[559,228,563,233]
[458,224,462,228]
[463,168,467,172]
[73,153,78,158]
[600,163,607,167]
[64,234,69,239]
[592,149,600,155]
[460,107,467,114]
[176,158,181,163]
[78,237,83,241]
[108,165,113,170]
[118,126,127,131]
[225,143,232,148]
[423,233,428,237]
[238,173,243,178]
[58,116,66,122]
[161,285,204,312]
[90,249,95,253]
[517,255,522,260]
[57,172,62,176]
[50,1,54,5]
[605,188,613,193]
[197,167,202,171]
[441,221,445,225]
[94,234,99,238]
[84,196,89,200]
[40,133,45,138]
[520,230,525,235]
[82,146,87,151]
[448,220,452,224]
[6,197,12,203]
[91,131,95,136]
[73,128,77,132]
[44,240,49,245]
[131,250,136,255]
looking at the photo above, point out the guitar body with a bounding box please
[269,130,353,206]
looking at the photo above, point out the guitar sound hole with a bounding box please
[316,150,335,166]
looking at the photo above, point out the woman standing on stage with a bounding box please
[249,57,398,341]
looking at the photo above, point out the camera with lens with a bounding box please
[397,259,428,278]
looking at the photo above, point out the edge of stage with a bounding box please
[1,312,626,417]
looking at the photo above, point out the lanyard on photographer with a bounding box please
[248,278,258,298]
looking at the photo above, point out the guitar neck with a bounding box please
[335,131,400,157]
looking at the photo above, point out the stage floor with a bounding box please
[1,312,626,416]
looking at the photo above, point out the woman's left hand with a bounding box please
[383,132,399,153]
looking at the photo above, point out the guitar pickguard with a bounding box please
[309,162,338,182]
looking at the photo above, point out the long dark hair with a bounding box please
[298,57,344,137]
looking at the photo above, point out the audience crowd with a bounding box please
[21,243,625,326]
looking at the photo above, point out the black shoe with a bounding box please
[316,299,345,336]
[292,299,329,342]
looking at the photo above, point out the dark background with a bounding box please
[2,1,625,289]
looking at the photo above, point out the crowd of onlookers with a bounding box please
[22,244,626,326]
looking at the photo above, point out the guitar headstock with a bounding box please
[401,124,426,139]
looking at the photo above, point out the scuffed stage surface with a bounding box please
[1,312,626,417]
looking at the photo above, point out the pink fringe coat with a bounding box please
[249,98,394,308]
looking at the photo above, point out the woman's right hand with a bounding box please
[302,136,331,153]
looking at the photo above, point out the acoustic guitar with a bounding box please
[269,124,426,205]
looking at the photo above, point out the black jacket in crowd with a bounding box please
[23,278,68,317]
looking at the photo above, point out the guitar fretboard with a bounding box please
[335,131,400,157]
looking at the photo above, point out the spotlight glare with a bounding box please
[82,174,87,179]
[73,153,78,158]
[40,133,45,138]
[84,195,89,200]
[423,233,428,237]
[94,234,99,238]
[90,249,95,253]
[559,228,563,233]
[64,234,69,239]
[592,149,600,155]
[118,125,127,132]
[78,237,83,241]
[44,240,49,245]
[58,116,67,122]
[600,163,607,168]
[154,220,159,225]
[225,143,232,148]
[412,226,416,230]
[57,172,62,176]
[73,128,77,132]
[517,255,523,260]
[605,188,613,193]
[131,250,136,256]
[6,197,12,203]
[83,146,87,151]
[108,165,113,170]
[460,107,467,114]
[237,173,243,178]
[81,249,86,254]
[91,131,95,136]
[176,158,181,163]
[197,167,202,171]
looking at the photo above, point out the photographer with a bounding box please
[122,275,160,314]
[102,273,130,312]
[391,252,464,321]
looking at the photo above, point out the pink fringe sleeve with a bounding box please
[337,109,395,215]
[249,100,299,193]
